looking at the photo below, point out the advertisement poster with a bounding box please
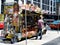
[4,6,13,14]
[4,3,13,14]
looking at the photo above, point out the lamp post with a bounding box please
[25,4,27,45]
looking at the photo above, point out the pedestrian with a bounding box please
[35,15,44,40]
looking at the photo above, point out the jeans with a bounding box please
[36,28,42,39]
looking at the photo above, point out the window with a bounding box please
[27,0,31,3]
[42,5,49,10]
[53,8,56,11]
[33,2,38,5]
[38,0,40,2]
[42,0,44,3]
[51,7,52,11]
[46,6,49,10]
[42,4,46,10]
[47,0,49,5]
[38,3,40,7]
[33,0,36,1]
[33,2,40,7]
[51,1,52,5]
[33,0,40,3]
[53,2,55,6]
[42,0,49,5]
[27,1,31,4]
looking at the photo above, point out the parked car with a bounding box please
[0,22,4,29]
[49,20,60,30]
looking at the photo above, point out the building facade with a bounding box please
[56,0,60,15]
[56,0,60,2]
[27,0,56,14]
[0,0,56,14]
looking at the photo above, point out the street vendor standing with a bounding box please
[35,15,44,40]
[12,3,19,33]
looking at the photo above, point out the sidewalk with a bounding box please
[0,30,60,45]
[14,30,60,45]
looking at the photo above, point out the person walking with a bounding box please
[35,15,44,40]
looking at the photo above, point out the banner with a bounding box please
[4,5,13,14]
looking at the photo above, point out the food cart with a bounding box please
[3,2,47,43]
[19,3,46,38]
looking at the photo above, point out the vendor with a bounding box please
[13,3,19,14]
[12,3,19,33]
